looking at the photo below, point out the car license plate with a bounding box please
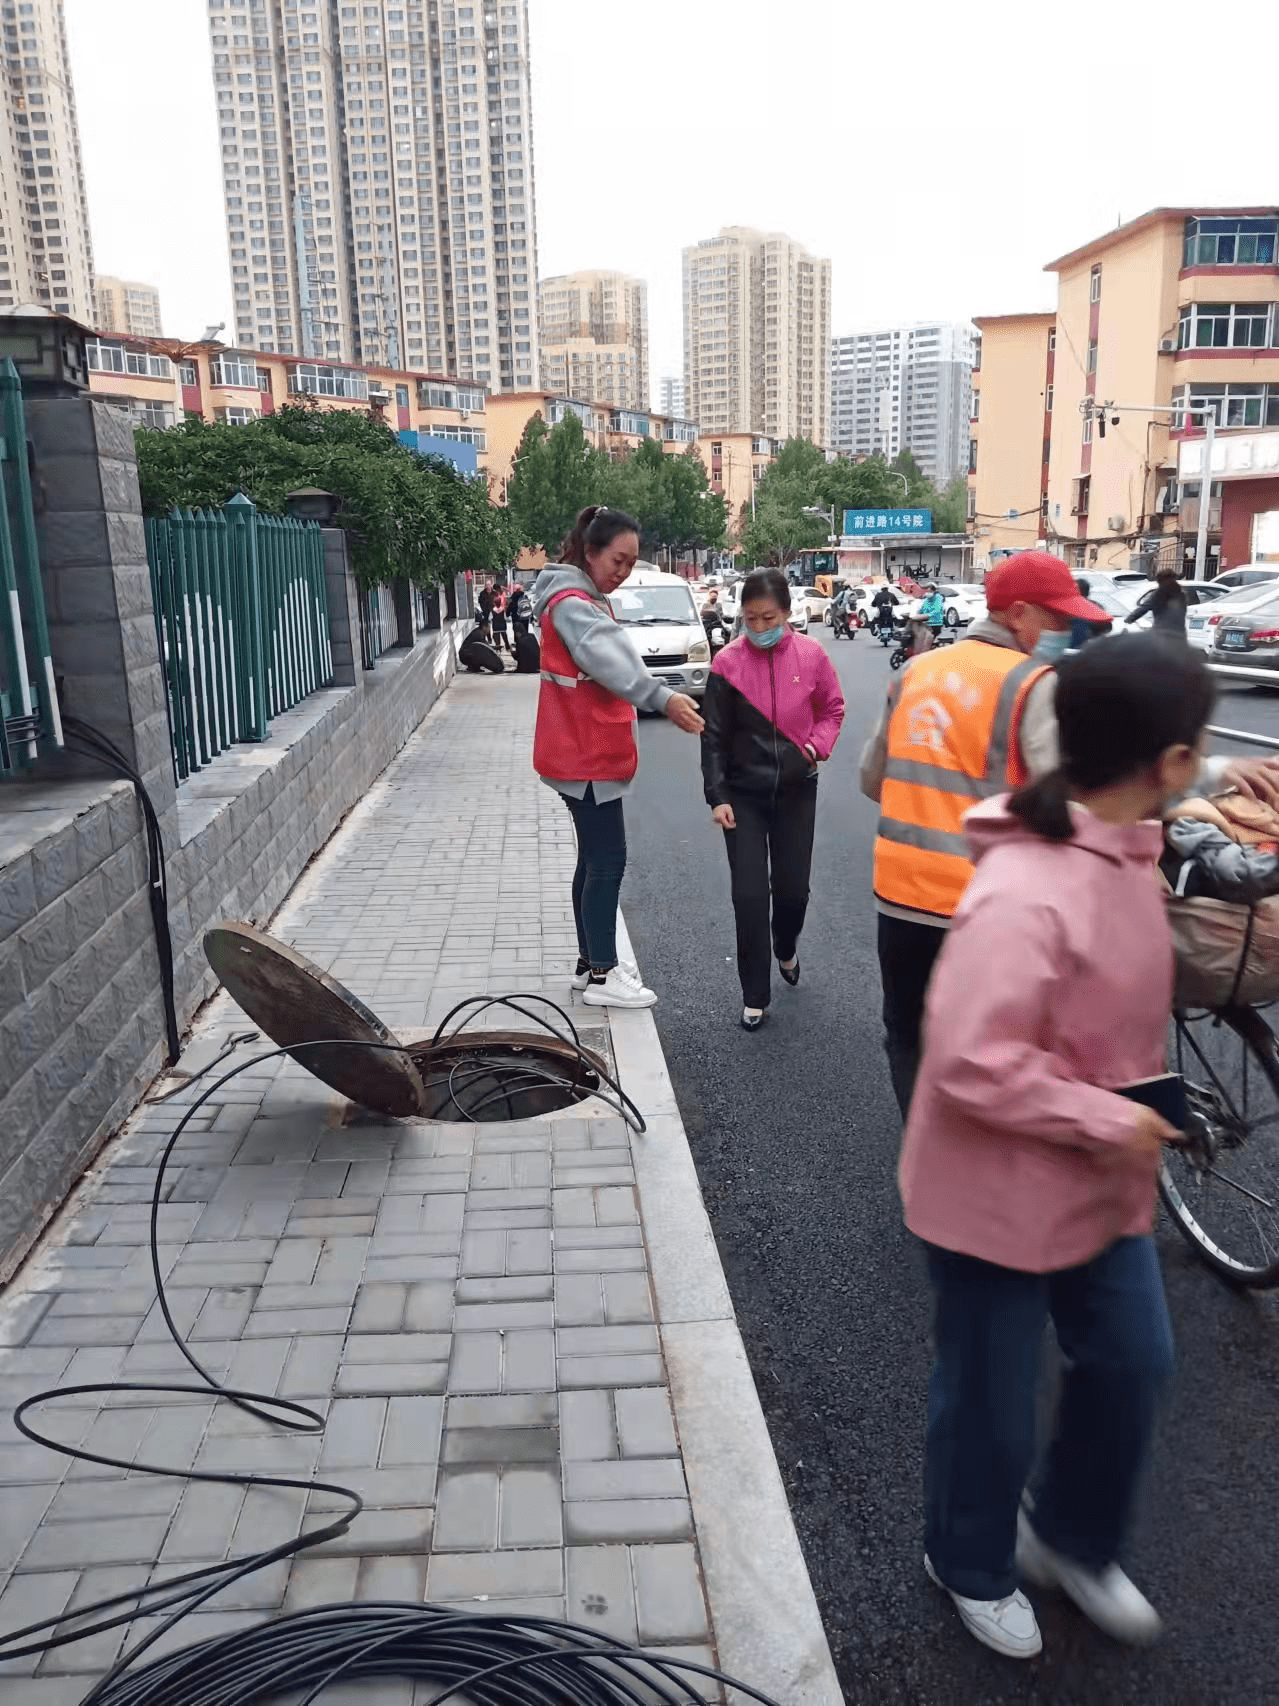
[1224,631,1248,648]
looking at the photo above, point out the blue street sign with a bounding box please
[842,508,933,536]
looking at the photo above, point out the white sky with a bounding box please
[66,0,1278,396]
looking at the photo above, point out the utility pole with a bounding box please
[1192,402,1217,582]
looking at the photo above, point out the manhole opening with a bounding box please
[407,1031,606,1122]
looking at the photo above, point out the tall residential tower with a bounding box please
[538,269,648,410]
[0,0,95,320]
[829,322,976,484]
[207,0,539,389]
[94,276,163,337]
[682,226,831,445]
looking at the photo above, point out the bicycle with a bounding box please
[1160,1002,1279,1288]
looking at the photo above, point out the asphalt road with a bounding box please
[622,628,1279,1706]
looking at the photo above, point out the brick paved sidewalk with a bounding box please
[0,672,839,1705]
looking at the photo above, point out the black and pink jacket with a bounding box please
[700,629,846,807]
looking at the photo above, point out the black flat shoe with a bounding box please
[779,957,800,987]
[741,1007,768,1031]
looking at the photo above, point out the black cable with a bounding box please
[62,714,181,1063]
[0,1029,779,1704]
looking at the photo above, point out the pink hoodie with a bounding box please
[899,797,1170,1273]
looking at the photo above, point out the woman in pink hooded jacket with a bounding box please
[902,632,1215,1662]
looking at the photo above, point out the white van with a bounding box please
[607,564,711,698]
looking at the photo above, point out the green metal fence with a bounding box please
[0,358,62,775]
[145,494,332,782]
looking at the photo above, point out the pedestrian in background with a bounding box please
[701,568,845,1030]
[491,584,510,654]
[533,506,704,1009]
[902,634,1215,1661]
[1069,576,1110,648]
[477,579,494,642]
[1126,566,1188,639]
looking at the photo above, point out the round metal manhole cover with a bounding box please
[203,922,427,1117]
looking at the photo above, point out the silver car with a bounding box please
[1211,589,1279,670]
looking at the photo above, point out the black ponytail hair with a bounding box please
[559,505,640,570]
[1009,632,1216,843]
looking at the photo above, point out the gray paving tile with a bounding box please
[614,1388,679,1460]
[434,1468,498,1550]
[499,1467,563,1548]
[452,1300,553,1332]
[426,1548,563,1602]
[441,1425,558,1466]
[565,1544,638,1644]
[446,1393,558,1430]
[558,1354,665,1390]
[632,1542,710,1644]
[559,1390,617,1462]
[564,1460,687,1501]
[334,1363,448,1398]
[379,1396,444,1469]
[556,1325,660,1357]
[563,1498,694,1545]
[349,1283,408,1334]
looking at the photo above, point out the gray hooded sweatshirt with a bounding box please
[531,564,674,802]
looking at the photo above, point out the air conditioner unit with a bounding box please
[1158,337,1176,353]
[1106,514,1126,532]
[459,408,470,419]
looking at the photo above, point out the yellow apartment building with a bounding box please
[1043,207,1279,572]
[968,313,1055,569]
[85,333,489,474]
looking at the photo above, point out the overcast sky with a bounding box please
[66,0,1278,395]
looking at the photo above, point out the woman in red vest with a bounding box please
[532,506,704,1009]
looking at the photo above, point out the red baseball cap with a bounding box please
[985,551,1109,621]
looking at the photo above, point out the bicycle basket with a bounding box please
[1166,891,1279,1009]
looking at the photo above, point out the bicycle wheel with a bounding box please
[1159,1005,1279,1287]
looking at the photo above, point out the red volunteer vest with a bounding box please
[533,589,638,784]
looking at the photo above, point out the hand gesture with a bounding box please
[664,693,705,734]
[1223,757,1279,808]
[712,804,736,831]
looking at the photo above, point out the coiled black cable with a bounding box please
[0,1026,778,1703]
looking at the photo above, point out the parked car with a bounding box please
[1189,583,1279,652]
[606,564,712,698]
[901,584,984,629]
[1209,564,1279,596]
[850,583,909,628]
[1211,588,1279,670]
[793,584,830,625]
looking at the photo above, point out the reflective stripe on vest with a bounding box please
[873,645,1048,919]
[540,669,582,689]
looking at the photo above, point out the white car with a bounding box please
[902,584,984,629]
[607,564,712,697]
[792,584,830,624]
[1186,582,1279,652]
[850,583,909,627]
[1208,564,1279,596]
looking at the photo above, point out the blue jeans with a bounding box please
[563,785,626,971]
[924,1235,1174,1601]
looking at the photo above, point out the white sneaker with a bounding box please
[1015,1510,1161,1644]
[924,1555,1042,1660]
[572,958,638,993]
[581,966,657,1009]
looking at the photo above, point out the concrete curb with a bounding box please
[611,918,843,1704]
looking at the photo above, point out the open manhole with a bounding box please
[204,922,619,1124]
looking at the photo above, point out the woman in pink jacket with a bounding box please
[901,633,1215,1661]
[700,569,846,1029]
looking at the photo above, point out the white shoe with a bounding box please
[571,957,639,992]
[581,966,657,1009]
[924,1555,1042,1660]
[1015,1510,1161,1644]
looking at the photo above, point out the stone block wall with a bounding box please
[0,630,456,1284]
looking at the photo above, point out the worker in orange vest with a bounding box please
[860,549,1279,1116]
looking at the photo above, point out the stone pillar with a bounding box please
[322,526,363,686]
[25,397,176,823]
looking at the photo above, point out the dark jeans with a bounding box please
[563,785,626,971]
[877,912,945,1117]
[924,1236,1174,1602]
[723,783,817,1009]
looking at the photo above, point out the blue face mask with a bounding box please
[746,623,786,650]
[1034,629,1072,663]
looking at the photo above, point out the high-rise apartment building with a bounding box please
[94,276,163,337]
[0,0,95,320]
[538,269,648,410]
[829,322,975,483]
[207,0,539,390]
[658,374,684,418]
[682,226,831,445]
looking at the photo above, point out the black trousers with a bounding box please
[877,912,945,1118]
[723,784,817,1010]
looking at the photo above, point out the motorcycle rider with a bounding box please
[872,582,898,641]
[912,583,946,654]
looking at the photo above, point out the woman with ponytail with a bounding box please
[532,505,704,1009]
[899,633,1214,1660]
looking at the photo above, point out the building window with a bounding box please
[179,361,198,387]
[1177,302,1274,350]
[291,362,369,399]
[1045,384,1054,412]
[211,351,261,387]
[1082,414,1093,444]
[1089,266,1101,303]
[86,339,171,379]
[216,405,259,426]
[1086,339,1098,375]
[134,401,175,431]
[966,487,977,522]
[1183,215,1278,269]
[1174,381,1279,430]
[967,439,977,474]
[1071,475,1090,516]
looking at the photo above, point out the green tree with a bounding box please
[931,474,970,533]
[134,402,512,586]
[507,410,605,555]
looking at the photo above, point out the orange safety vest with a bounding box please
[533,590,638,784]
[873,641,1050,920]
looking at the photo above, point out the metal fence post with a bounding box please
[226,492,267,740]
